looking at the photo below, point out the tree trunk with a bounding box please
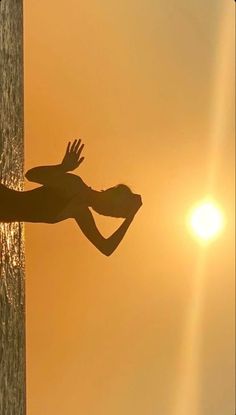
[0,0,26,414]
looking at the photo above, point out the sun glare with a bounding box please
[188,200,224,242]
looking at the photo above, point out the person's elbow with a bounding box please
[25,170,32,182]
[99,241,114,257]
[100,247,113,257]
[104,249,113,257]
[25,169,34,181]
[25,168,43,183]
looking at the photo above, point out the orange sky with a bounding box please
[24,1,235,414]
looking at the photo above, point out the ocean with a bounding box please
[0,0,26,414]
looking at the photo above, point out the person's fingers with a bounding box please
[78,156,85,165]
[138,196,143,207]
[76,143,84,157]
[74,139,82,153]
[66,141,71,154]
[70,139,78,152]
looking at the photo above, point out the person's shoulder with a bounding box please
[65,173,87,187]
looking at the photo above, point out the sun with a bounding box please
[187,200,224,242]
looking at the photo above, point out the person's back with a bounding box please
[0,184,69,223]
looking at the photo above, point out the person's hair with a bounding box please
[104,184,132,198]
[93,184,134,217]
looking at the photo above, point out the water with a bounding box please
[0,0,26,414]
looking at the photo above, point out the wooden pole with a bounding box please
[0,0,26,414]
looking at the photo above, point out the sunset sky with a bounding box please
[24,1,235,414]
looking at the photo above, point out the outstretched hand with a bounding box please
[61,139,85,172]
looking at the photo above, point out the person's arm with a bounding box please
[25,139,84,186]
[74,204,141,256]
[25,163,66,185]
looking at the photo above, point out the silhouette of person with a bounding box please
[0,139,142,255]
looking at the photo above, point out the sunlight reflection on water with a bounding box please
[0,0,26,414]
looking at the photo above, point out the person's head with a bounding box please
[92,184,140,218]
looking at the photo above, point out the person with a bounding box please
[0,139,142,255]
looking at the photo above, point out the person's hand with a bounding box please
[127,194,143,218]
[134,194,142,211]
[61,139,85,172]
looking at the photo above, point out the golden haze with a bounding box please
[24,1,235,414]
